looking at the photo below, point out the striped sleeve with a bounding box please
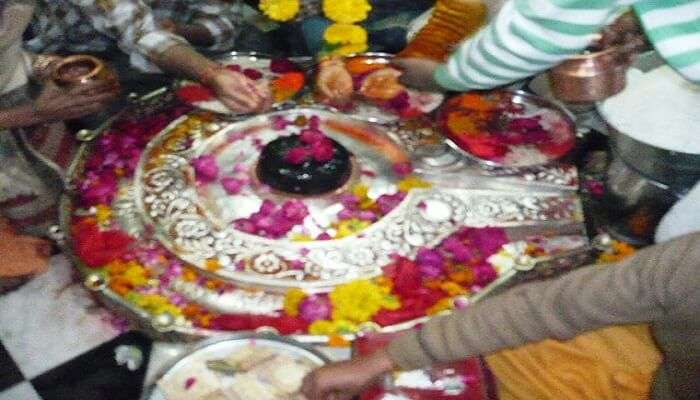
[434,0,631,90]
[189,0,243,51]
[634,0,700,83]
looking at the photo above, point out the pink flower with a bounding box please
[260,199,277,215]
[284,146,311,165]
[272,116,291,130]
[311,139,334,163]
[375,192,406,215]
[309,115,321,130]
[440,236,474,263]
[299,295,332,322]
[300,128,326,145]
[357,210,377,221]
[191,155,219,183]
[221,177,246,194]
[392,162,413,177]
[281,200,309,221]
[316,233,331,240]
[269,58,299,74]
[243,68,263,80]
[79,170,119,206]
[469,227,508,256]
[416,248,445,278]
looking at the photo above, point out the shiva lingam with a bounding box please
[256,134,355,196]
[549,12,650,103]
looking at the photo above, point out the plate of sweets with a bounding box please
[176,53,307,115]
[439,91,576,168]
[315,53,445,124]
[144,334,327,400]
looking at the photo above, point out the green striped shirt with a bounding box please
[434,0,700,90]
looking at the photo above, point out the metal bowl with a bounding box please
[141,333,329,400]
[597,51,700,192]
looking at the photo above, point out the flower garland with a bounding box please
[259,0,372,56]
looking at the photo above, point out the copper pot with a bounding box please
[52,55,117,87]
[549,46,629,103]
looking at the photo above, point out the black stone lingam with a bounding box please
[256,135,352,195]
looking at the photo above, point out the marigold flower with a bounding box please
[283,288,308,317]
[324,23,367,45]
[260,0,300,21]
[329,280,398,322]
[323,0,371,24]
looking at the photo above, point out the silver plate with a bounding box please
[135,107,583,293]
[441,90,577,170]
[142,333,328,400]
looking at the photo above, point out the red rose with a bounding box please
[384,257,422,297]
[72,219,134,268]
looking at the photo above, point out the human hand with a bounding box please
[208,68,272,113]
[316,58,354,103]
[391,58,445,92]
[33,80,120,124]
[0,221,53,277]
[301,348,395,400]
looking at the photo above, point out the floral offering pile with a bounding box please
[440,93,575,167]
[176,58,305,113]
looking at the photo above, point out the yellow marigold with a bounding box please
[309,319,359,335]
[95,205,112,226]
[126,293,183,317]
[398,176,433,192]
[335,218,371,238]
[330,280,397,322]
[283,288,308,317]
[324,23,367,45]
[260,0,300,22]
[323,0,371,24]
[352,183,369,199]
[427,298,454,315]
[121,261,149,286]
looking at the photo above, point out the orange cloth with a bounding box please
[486,324,663,400]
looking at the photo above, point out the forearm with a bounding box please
[387,232,700,370]
[0,103,43,129]
[434,0,626,90]
[151,43,218,83]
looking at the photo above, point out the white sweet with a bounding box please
[600,65,700,154]
[226,373,280,400]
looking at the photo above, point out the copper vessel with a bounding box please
[52,55,117,87]
[549,46,629,103]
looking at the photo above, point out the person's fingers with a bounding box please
[219,95,256,113]
[16,236,53,258]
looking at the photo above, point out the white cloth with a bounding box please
[0,2,34,95]
[655,181,700,243]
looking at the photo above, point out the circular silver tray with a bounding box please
[440,90,577,170]
[136,107,582,293]
[142,333,328,400]
[58,88,587,340]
